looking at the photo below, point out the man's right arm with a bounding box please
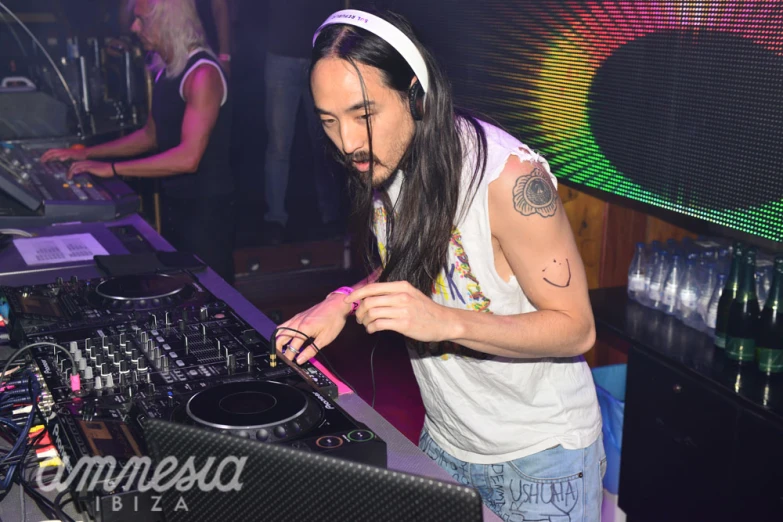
[85,118,158,159]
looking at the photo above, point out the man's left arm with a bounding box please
[67,65,223,179]
[349,156,596,359]
[446,155,596,357]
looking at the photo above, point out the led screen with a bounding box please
[355,1,783,241]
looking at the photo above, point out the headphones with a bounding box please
[313,9,429,120]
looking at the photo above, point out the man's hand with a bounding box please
[348,281,453,343]
[274,294,352,366]
[41,148,88,163]
[67,161,113,179]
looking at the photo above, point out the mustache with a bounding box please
[343,151,380,169]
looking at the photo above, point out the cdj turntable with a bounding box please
[2,270,387,522]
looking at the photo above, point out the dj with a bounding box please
[41,0,234,283]
[275,9,606,520]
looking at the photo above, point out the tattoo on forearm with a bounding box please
[542,258,572,288]
[512,166,558,218]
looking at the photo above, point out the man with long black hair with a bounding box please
[275,9,605,520]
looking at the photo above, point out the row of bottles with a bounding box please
[628,238,782,375]
[715,245,783,375]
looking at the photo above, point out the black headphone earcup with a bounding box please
[408,81,424,121]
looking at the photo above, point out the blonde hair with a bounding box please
[132,0,213,78]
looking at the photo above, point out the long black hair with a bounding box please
[312,10,488,296]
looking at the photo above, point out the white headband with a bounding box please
[312,9,430,93]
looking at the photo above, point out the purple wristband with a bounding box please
[329,286,359,314]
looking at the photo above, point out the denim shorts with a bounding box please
[419,429,606,522]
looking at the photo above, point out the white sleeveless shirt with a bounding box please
[372,119,602,464]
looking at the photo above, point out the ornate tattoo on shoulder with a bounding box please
[542,258,572,288]
[512,166,558,218]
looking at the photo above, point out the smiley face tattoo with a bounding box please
[542,258,571,288]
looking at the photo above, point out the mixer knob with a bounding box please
[183,336,189,354]
[146,339,154,353]
[101,336,108,348]
[94,376,103,390]
[119,333,127,345]
[131,348,139,360]
[227,354,236,373]
[74,349,83,362]
[138,358,148,371]
[182,309,189,323]
[70,275,78,284]
[130,371,138,385]
[140,332,148,344]
[165,312,170,327]
[101,363,111,376]
[178,319,185,332]
[201,324,207,338]
[216,339,221,356]
[106,345,116,356]
[56,277,64,286]
[104,374,114,388]
[95,354,104,366]
[151,347,160,360]
[69,341,78,353]
[199,306,208,321]
[119,360,129,373]
[126,382,134,397]
[149,314,157,328]
[78,359,87,372]
[161,357,170,373]
[112,353,122,365]
[84,366,93,380]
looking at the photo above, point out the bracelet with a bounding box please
[110,162,118,177]
[218,53,231,62]
[328,286,359,314]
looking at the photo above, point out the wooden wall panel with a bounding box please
[646,215,697,244]
[558,184,606,289]
[599,203,648,288]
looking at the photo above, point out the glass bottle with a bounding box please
[627,242,647,302]
[647,250,670,309]
[755,256,783,375]
[697,262,717,323]
[706,273,727,336]
[661,254,683,315]
[726,248,760,363]
[715,242,744,349]
[677,259,701,327]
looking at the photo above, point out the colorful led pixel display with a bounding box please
[357,1,783,241]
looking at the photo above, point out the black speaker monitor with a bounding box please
[145,419,484,522]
